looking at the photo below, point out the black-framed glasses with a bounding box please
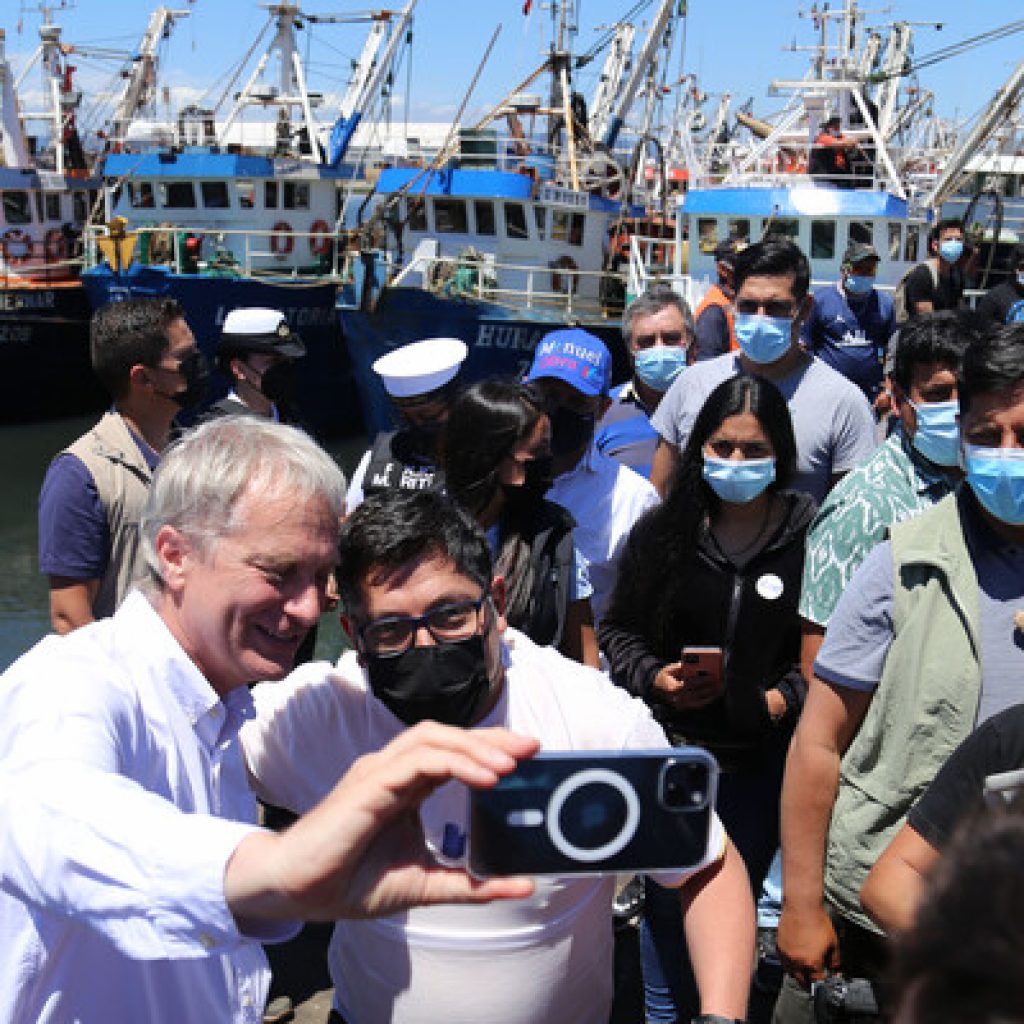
[358,592,490,657]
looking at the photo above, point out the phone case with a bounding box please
[468,748,718,877]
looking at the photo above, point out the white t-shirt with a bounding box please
[242,629,724,1024]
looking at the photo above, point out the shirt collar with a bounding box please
[898,428,957,496]
[115,592,255,751]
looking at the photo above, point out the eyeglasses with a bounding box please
[358,592,490,657]
[633,329,687,349]
[734,300,798,318]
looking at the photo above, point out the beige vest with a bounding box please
[64,411,154,618]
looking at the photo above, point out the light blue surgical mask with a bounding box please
[939,239,964,264]
[634,346,688,392]
[702,454,776,504]
[734,313,793,365]
[844,273,874,298]
[964,445,1024,526]
[909,399,960,468]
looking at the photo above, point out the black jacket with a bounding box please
[598,490,816,765]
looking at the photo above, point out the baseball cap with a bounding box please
[526,328,611,397]
[843,241,879,266]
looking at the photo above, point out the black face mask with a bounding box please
[259,360,297,404]
[363,633,492,727]
[549,406,595,458]
[403,419,444,459]
[164,350,210,410]
[504,453,555,506]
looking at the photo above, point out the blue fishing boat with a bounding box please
[338,0,683,435]
[81,2,415,438]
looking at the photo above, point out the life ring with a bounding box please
[270,221,294,258]
[44,228,65,262]
[2,228,30,263]
[309,219,332,257]
[550,254,578,294]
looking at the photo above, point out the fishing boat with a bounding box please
[0,18,105,422]
[337,0,685,436]
[627,0,947,307]
[82,2,415,438]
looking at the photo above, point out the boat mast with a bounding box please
[13,2,84,174]
[108,5,191,148]
[0,29,32,167]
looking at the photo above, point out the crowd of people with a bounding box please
[3,225,1024,1024]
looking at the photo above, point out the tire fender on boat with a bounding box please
[44,228,66,263]
[270,221,294,258]
[550,254,578,293]
[3,229,31,263]
[309,219,332,257]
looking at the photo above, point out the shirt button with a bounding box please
[199,932,216,950]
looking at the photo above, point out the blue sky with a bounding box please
[6,0,1023,136]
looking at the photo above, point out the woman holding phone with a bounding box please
[599,373,815,1022]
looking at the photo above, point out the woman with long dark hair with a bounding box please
[441,378,598,666]
[599,373,816,1021]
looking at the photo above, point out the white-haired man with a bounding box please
[0,417,538,1023]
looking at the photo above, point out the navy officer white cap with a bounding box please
[219,307,306,358]
[372,337,468,399]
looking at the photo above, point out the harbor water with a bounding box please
[0,416,368,673]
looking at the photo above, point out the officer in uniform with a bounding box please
[207,307,307,423]
[345,336,467,512]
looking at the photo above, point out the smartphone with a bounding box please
[467,748,718,878]
[680,646,723,683]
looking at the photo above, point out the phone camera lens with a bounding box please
[559,782,628,850]
[661,760,708,809]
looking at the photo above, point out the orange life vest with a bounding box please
[694,283,738,351]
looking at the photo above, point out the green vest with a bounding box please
[824,490,981,931]
[64,411,154,619]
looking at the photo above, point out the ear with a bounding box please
[230,356,248,383]
[128,362,154,394]
[154,524,192,594]
[490,575,508,633]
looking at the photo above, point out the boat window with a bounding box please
[265,181,279,209]
[728,218,750,243]
[237,181,255,210]
[534,206,546,240]
[766,218,799,241]
[160,182,196,208]
[74,191,90,221]
[810,220,836,259]
[697,218,717,252]
[434,198,468,233]
[43,193,61,220]
[474,200,496,236]
[904,224,921,263]
[887,222,902,261]
[2,191,31,225]
[849,220,873,245]
[505,202,529,240]
[552,210,585,247]
[201,182,230,209]
[129,182,155,209]
[406,197,427,232]
[283,182,310,210]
